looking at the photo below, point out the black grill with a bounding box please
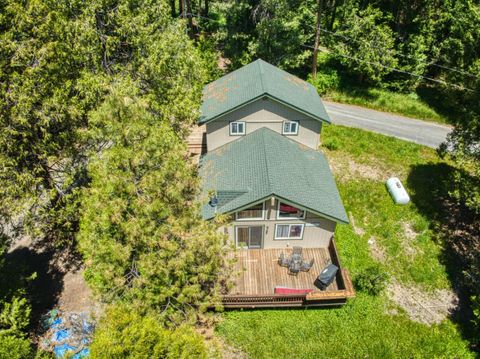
[314,264,339,290]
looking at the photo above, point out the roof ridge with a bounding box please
[257,59,266,94]
[260,128,274,193]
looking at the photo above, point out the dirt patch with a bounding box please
[58,270,100,315]
[387,280,459,325]
[368,237,387,262]
[403,222,418,240]
[198,326,247,359]
[400,221,422,257]
[349,212,365,236]
[328,155,387,182]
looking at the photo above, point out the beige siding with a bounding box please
[221,198,336,249]
[206,98,322,151]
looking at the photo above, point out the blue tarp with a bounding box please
[71,348,90,359]
[53,344,76,358]
[50,318,62,329]
[43,309,94,358]
[52,329,71,342]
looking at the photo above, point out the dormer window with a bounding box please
[277,201,305,219]
[230,121,245,135]
[282,121,299,135]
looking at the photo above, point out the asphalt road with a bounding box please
[324,101,452,148]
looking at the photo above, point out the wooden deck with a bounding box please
[186,124,206,159]
[223,240,355,308]
[230,248,337,295]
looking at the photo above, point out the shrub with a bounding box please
[90,305,208,359]
[322,138,340,151]
[307,69,340,95]
[472,296,480,343]
[354,266,389,295]
[0,334,32,359]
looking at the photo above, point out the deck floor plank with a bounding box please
[230,248,338,295]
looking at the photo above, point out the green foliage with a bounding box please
[0,334,32,359]
[0,237,34,358]
[307,57,340,94]
[246,0,310,69]
[332,6,397,84]
[0,0,212,248]
[78,82,231,324]
[472,296,480,342]
[0,298,30,335]
[321,137,340,151]
[217,294,473,358]
[90,305,208,359]
[354,266,388,296]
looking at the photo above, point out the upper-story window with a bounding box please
[230,121,246,136]
[277,201,305,219]
[282,120,299,135]
[236,202,265,220]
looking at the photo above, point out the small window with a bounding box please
[277,202,305,219]
[230,121,245,135]
[282,121,299,135]
[275,224,304,240]
[236,203,264,220]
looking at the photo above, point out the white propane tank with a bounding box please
[386,177,410,204]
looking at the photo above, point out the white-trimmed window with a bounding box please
[275,224,304,240]
[236,202,265,220]
[230,121,246,135]
[282,121,299,135]
[277,201,305,219]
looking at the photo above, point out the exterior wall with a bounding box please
[206,98,322,151]
[221,198,336,249]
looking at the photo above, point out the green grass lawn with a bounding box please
[325,86,449,124]
[216,125,474,358]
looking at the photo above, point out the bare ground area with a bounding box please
[7,236,101,340]
[326,154,392,182]
[387,280,459,325]
[198,325,247,359]
[367,237,387,262]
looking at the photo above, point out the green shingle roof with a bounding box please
[200,128,348,223]
[199,59,331,124]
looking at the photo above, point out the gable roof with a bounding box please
[200,128,348,223]
[199,59,331,125]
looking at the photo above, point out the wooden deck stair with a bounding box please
[187,125,207,156]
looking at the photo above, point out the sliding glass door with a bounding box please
[236,226,263,249]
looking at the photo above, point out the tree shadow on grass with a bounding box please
[416,85,460,124]
[3,246,64,331]
[407,162,479,352]
[3,239,83,333]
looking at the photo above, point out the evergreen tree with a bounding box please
[78,81,231,324]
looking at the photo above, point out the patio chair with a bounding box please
[278,252,290,267]
[300,258,315,272]
[288,261,301,276]
[292,246,303,256]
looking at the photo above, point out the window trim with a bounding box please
[235,202,265,221]
[274,223,305,240]
[282,120,299,135]
[276,201,306,220]
[229,121,246,136]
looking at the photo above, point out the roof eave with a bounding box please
[198,93,331,125]
[204,193,348,224]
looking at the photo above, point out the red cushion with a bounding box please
[274,287,313,295]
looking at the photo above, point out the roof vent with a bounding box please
[209,195,218,208]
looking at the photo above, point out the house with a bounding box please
[191,59,354,308]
